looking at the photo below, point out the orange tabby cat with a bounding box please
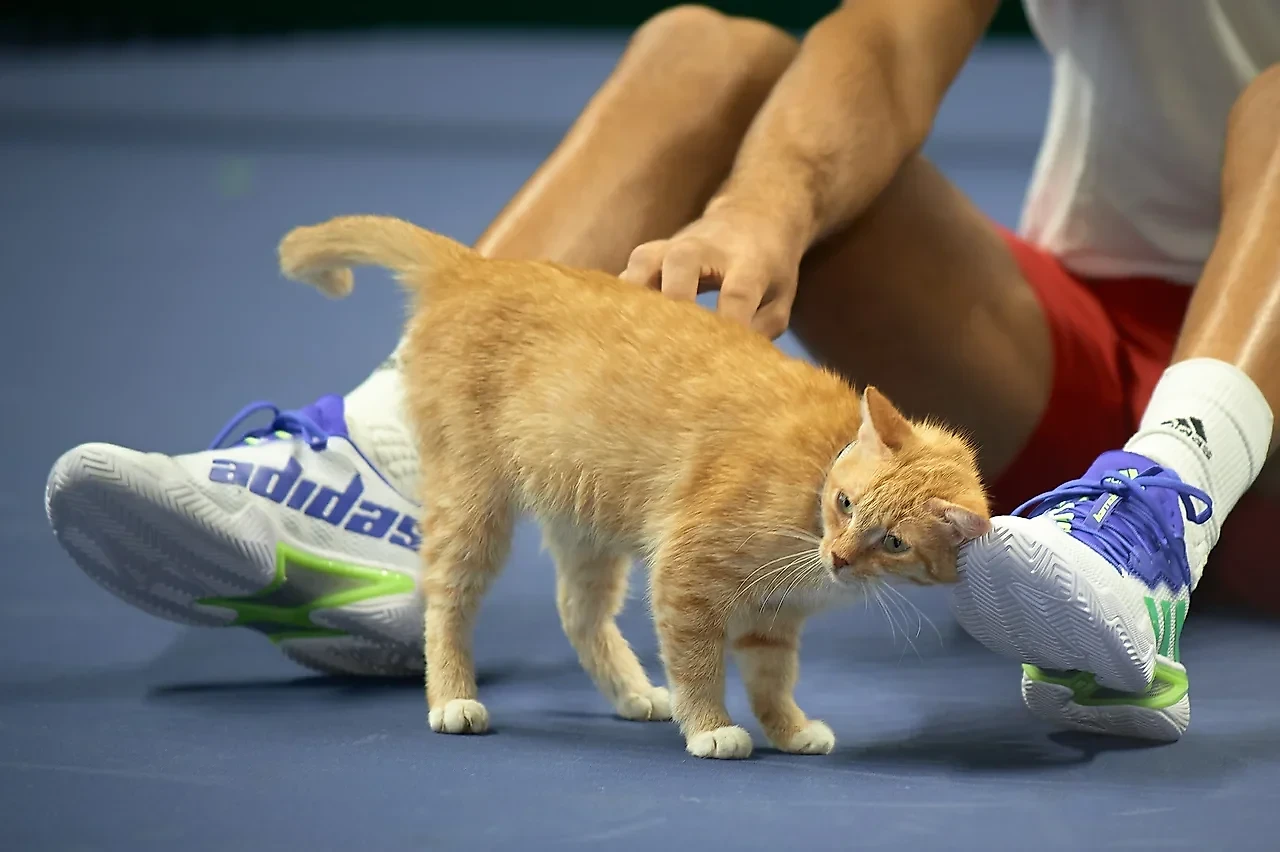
[278,214,990,759]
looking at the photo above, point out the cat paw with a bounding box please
[428,699,490,735]
[686,725,753,760]
[615,687,672,722]
[775,719,835,755]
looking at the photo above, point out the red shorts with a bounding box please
[990,229,1276,615]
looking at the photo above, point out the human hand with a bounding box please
[620,210,802,339]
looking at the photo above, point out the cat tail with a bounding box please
[277,214,472,299]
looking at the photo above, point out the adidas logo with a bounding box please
[1160,416,1212,459]
[208,457,421,552]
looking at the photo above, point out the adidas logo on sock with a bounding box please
[1160,416,1212,459]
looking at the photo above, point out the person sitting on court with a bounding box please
[46,0,1280,742]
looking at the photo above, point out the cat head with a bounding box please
[818,387,990,587]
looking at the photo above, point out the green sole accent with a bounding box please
[1159,599,1173,656]
[1173,599,1187,661]
[1023,660,1189,710]
[265,629,348,644]
[197,541,416,644]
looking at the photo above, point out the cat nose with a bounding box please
[831,552,849,570]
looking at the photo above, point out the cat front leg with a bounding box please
[661,627,751,759]
[732,611,835,755]
[652,569,752,758]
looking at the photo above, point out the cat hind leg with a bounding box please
[544,523,670,722]
[422,476,515,735]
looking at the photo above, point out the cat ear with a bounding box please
[858,386,914,457]
[928,499,992,544]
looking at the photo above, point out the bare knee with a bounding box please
[632,5,730,43]
[623,6,798,96]
[1232,63,1280,124]
[633,5,794,51]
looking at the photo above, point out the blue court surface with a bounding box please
[2,33,1279,852]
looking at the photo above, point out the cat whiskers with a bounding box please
[866,579,944,660]
[767,554,826,629]
[724,547,820,614]
[870,581,923,660]
[877,580,942,645]
[734,526,821,554]
[867,583,899,644]
[756,552,821,611]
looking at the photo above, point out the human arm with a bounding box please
[621,0,1000,336]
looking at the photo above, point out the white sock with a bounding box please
[1124,357,1273,581]
[342,340,421,499]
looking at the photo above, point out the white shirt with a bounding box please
[1018,0,1280,284]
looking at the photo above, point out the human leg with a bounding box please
[953,64,1280,741]
[788,156,1058,481]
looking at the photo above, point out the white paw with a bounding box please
[615,687,672,722]
[428,699,490,734]
[686,725,753,760]
[776,719,835,755]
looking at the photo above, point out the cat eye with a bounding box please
[835,491,853,515]
[882,533,909,554]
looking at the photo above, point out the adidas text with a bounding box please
[208,457,421,552]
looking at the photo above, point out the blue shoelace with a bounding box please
[208,401,331,452]
[1014,467,1213,585]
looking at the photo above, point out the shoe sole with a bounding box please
[46,444,422,678]
[952,515,1159,693]
[952,517,1189,741]
[1020,665,1189,743]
